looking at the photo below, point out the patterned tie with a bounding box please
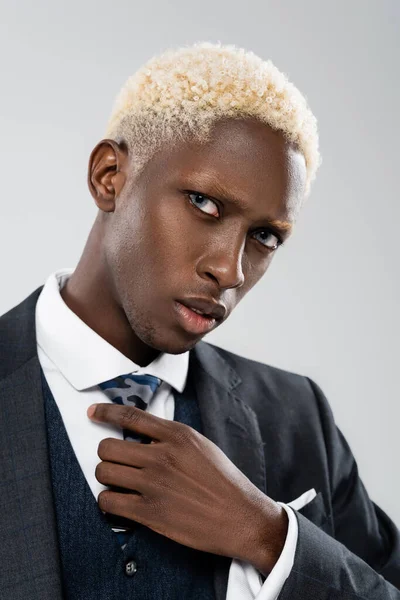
[98,373,162,442]
[98,373,162,542]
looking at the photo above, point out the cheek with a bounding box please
[241,250,274,293]
[103,213,148,297]
[148,203,203,269]
[115,204,193,288]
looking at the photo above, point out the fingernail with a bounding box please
[87,404,97,418]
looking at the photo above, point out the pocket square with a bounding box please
[286,488,317,510]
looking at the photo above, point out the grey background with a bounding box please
[0,1,399,523]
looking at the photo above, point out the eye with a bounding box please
[186,190,283,251]
[252,229,282,251]
[187,192,220,218]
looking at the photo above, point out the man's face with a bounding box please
[101,117,306,354]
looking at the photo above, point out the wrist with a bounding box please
[242,498,289,577]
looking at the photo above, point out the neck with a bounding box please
[60,214,160,367]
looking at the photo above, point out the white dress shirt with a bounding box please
[35,268,298,600]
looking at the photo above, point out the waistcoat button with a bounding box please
[125,559,138,577]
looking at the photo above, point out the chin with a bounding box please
[148,332,200,355]
[127,312,201,356]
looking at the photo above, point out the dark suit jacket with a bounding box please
[1,286,400,600]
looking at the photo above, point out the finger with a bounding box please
[97,437,156,467]
[88,403,172,441]
[95,461,148,493]
[98,489,147,523]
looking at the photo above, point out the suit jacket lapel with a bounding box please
[189,342,267,600]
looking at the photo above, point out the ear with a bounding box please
[87,139,128,212]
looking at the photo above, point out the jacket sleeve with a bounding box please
[278,376,400,599]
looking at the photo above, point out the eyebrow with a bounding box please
[188,177,294,237]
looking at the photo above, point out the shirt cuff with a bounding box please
[225,504,298,600]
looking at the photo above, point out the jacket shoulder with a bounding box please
[0,287,43,380]
[203,341,322,419]
[206,341,310,390]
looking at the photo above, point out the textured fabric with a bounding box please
[0,358,63,600]
[42,368,217,600]
[98,372,162,441]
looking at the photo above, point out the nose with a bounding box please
[197,237,245,291]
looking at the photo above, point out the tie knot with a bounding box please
[98,373,162,407]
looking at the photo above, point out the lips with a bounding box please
[173,301,221,336]
[178,297,227,321]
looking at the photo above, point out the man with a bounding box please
[0,42,399,600]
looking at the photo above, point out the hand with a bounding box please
[88,403,287,573]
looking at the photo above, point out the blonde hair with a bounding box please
[105,42,321,198]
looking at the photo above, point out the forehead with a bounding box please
[137,117,307,222]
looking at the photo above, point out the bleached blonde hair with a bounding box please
[105,42,321,199]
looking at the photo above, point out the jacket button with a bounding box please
[125,559,138,577]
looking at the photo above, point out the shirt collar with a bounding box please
[35,269,189,393]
